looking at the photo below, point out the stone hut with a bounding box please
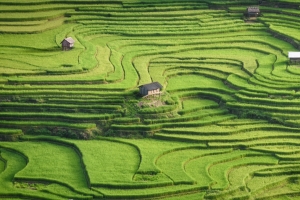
[139,82,163,97]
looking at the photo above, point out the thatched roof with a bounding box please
[61,37,75,44]
[139,82,163,90]
[247,6,260,13]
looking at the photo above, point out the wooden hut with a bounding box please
[61,37,75,51]
[288,52,300,64]
[245,6,260,17]
[139,82,163,97]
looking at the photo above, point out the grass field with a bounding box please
[1,0,300,199]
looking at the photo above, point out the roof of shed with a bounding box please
[61,37,75,44]
[247,7,260,12]
[139,82,163,90]
[288,52,300,58]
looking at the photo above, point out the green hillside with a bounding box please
[0,0,300,199]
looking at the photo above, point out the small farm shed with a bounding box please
[139,82,163,97]
[288,52,300,64]
[245,6,260,17]
[61,37,75,51]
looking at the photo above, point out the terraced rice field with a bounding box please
[1,0,300,199]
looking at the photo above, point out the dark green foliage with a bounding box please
[24,127,95,139]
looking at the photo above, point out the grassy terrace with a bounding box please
[1,0,300,199]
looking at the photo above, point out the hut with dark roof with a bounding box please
[139,82,163,97]
[61,37,75,51]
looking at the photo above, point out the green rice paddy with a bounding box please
[0,0,300,199]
